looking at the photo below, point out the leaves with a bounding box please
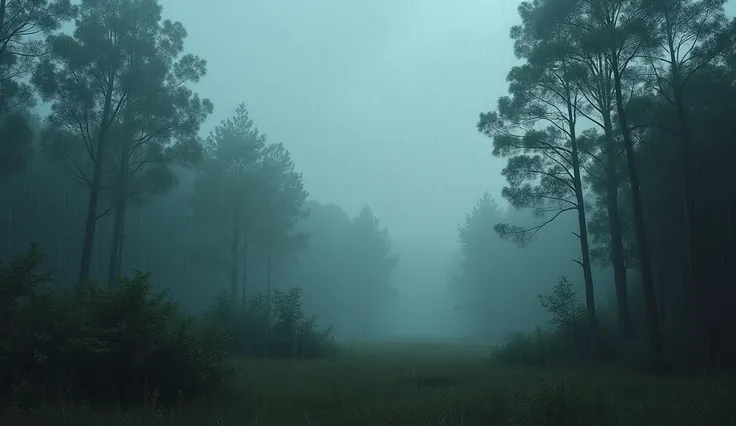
[0,247,230,406]
[192,103,308,265]
[0,113,34,179]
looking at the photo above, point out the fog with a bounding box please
[5,0,736,421]
[155,0,532,341]
[3,0,735,348]
[160,0,520,244]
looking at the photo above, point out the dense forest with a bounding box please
[0,0,399,337]
[1,0,736,422]
[458,0,736,371]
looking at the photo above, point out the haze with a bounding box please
[3,0,735,346]
[151,0,524,339]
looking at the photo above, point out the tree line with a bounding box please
[0,0,397,339]
[459,0,736,370]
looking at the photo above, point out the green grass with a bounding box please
[1,341,734,425]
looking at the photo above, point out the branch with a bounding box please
[497,206,577,246]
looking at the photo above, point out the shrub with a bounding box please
[492,275,653,369]
[0,245,231,408]
[492,275,598,367]
[206,287,336,359]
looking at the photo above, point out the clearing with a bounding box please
[1,340,734,425]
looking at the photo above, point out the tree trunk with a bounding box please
[0,0,6,119]
[78,76,116,283]
[611,58,662,355]
[567,99,598,347]
[230,209,240,308]
[0,0,6,65]
[266,241,273,323]
[107,171,128,287]
[107,138,130,287]
[603,109,633,339]
[241,234,248,308]
[668,36,708,362]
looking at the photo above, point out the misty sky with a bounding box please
[161,0,736,253]
[161,0,523,251]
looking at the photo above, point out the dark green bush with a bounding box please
[206,287,336,359]
[492,275,602,367]
[492,275,650,369]
[0,245,231,408]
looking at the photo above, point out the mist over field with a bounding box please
[2,0,736,424]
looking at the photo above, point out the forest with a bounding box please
[1,0,735,424]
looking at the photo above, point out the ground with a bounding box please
[1,340,734,425]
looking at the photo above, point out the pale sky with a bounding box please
[160,0,523,251]
[159,0,736,254]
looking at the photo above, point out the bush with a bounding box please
[492,275,600,367]
[492,275,653,369]
[206,287,336,359]
[0,245,231,408]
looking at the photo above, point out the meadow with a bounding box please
[1,340,733,426]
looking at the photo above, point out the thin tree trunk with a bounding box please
[666,30,708,361]
[78,77,116,283]
[107,138,129,287]
[266,241,273,323]
[603,109,632,339]
[107,175,127,286]
[567,97,598,347]
[611,58,662,355]
[241,234,248,308]
[230,208,240,308]
[0,1,6,76]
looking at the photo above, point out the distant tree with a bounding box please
[192,104,307,310]
[280,200,352,328]
[456,193,508,335]
[192,104,265,307]
[341,205,397,337]
[252,141,308,320]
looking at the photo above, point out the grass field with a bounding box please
[1,340,734,425]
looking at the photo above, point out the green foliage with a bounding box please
[0,246,230,408]
[191,104,308,306]
[4,344,733,425]
[279,200,399,339]
[0,0,75,117]
[492,276,605,366]
[538,275,587,330]
[0,113,34,179]
[34,0,212,192]
[205,287,336,359]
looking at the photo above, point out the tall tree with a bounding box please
[341,205,397,338]
[192,104,265,307]
[478,23,600,345]
[1,0,74,180]
[557,0,663,355]
[104,11,212,285]
[456,193,508,337]
[0,0,74,116]
[640,0,732,356]
[517,0,635,338]
[252,141,308,319]
[33,0,184,283]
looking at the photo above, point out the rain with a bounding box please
[1,0,736,424]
